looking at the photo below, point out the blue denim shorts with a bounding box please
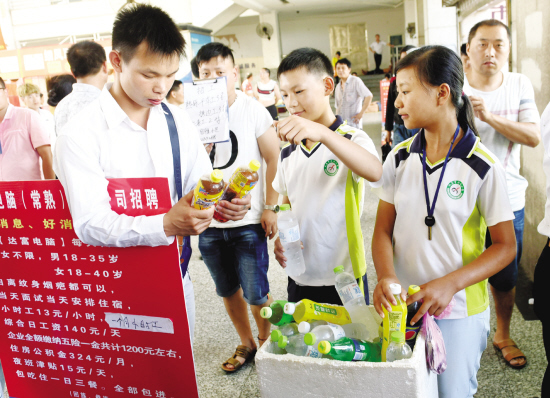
[198,224,269,305]
[486,208,523,292]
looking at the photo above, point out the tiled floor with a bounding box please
[191,112,547,398]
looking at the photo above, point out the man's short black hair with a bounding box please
[195,42,235,68]
[336,51,341,56]
[460,43,468,56]
[0,76,6,89]
[468,19,511,44]
[112,3,185,62]
[67,41,107,78]
[166,80,182,99]
[190,57,199,78]
[277,48,333,80]
[335,58,351,68]
[262,67,271,77]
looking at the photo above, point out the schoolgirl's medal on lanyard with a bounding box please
[422,125,460,240]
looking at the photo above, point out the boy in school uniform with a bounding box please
[273,48,383,304]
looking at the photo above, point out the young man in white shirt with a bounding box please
[166,80,184,107]
[254,67,282,120]
[194,42,280,372]
[334,58,373,129]
[369,34,393,74]
[464,19,541,369]
[54,4,251,343]
[55,40,109,133]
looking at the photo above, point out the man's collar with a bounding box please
[329,115,344,131]
[409,127,478,158]
[99,82,162,131]
[3,104,14,120]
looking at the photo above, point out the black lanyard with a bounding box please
[422,125,460,239]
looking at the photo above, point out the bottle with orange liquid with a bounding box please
[214,160,261,222]
[192,169,224,210]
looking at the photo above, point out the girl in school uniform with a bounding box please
[371,45,517,398]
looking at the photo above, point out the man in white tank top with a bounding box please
[254,67,282,120]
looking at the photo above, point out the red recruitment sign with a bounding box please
[380,79,391,124]
[0,178,198,398]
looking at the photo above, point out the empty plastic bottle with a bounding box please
[260,300,295,326]
[333,266,378,340]
[270,323,299,343]
[386,331,413,362]
[298,320,328,334]
[278,334,323,358]
[317,337,381,362]
[303,323,372,346]
[277,204,305,278]
[266,331,286,355]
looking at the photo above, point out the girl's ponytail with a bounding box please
[457,94,479,136]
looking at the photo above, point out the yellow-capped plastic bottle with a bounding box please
[283,299,352,325]
[214,160,261,223]
[382,283,407,362]
[192,169,224,210]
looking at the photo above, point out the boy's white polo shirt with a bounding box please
[273,116,379,286]
[371,129,514,319]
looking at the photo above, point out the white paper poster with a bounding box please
[184,77,229,144]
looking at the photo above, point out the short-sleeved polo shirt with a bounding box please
[273,116,379,286]
[0,104,50,181]
[372,128,514,319]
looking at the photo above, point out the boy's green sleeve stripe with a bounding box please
[345,170,367,281]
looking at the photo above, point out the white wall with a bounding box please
[215,15,262,59]
[215,7,405,70]
[280,8,405,69]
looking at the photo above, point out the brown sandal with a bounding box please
[221,345,256,373]
[493,338,527,369]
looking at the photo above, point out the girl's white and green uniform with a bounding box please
[272,116,379,286]
[372,128,514,319]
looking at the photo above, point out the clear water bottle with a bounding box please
[304,324,346,346]
[277,204,305,278]
[270,323,299,344]
[266,331,287,355]
[386,331,413,362]
[333,266,378,340]
[298,320,328,334]
[278,334,323,358]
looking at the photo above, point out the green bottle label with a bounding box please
[314,304,337,316]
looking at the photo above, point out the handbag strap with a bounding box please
[161,103,192,276]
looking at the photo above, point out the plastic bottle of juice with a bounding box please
[214,160,261,222]
[334,265,379,340]
[277,204,305,278]
[317,337,381,362]
[266,331,287,355]
[191,169,224,210]
[386,331,413,362]
[284,299,352,325]
[278,334,323,358]
[260,300,295,326]
[382,283,407,361]
[406,285,422,350]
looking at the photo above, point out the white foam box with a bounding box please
[256,307,438,398]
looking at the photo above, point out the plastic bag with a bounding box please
[420,297,455,374]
